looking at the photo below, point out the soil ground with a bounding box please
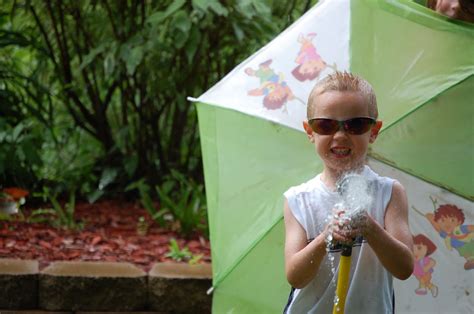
[0,200,211,271]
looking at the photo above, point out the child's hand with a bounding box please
[349,210,377,238]
[326,210,357,245]
[332,210,377,240]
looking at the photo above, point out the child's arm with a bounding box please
[284,200,352,288]
[361,181,414,280]
[342,182,414,279]
[284,199,327,288]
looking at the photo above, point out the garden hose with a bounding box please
[332,245,352,314]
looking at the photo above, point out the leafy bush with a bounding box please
[29,187,83,230]
[127,170,208,238]
[1,0,315,195]
[0,118,42,188]
[0,1,316,234]
[157,170,208,238]
[126,179,168,227]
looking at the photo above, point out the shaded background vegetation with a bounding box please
[0,0,316,236]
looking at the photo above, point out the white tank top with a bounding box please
[283,166,395,314]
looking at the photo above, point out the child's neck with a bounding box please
[321,165,366,191]
[320,171,338,191]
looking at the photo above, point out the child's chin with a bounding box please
[330,159,364,172]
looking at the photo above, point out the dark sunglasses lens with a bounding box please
[345,118,375,134]
[310,119,339,135]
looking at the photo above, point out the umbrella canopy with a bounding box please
[191,0,474,312]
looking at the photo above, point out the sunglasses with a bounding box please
[308,117,376,135]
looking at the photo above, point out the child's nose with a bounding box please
[447,1,461,18]
[333,127,348,138]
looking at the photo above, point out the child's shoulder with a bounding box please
[365,165,398,186]
[284,173,323,197]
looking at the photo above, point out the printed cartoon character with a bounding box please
[413,234,438,297]
[415,197,474,270]
[245,59,302,111]
[291,33,336,82]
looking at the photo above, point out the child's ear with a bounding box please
[303,121,315,142]
[369,120,383,143]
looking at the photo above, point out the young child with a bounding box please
[427,0,474,23]
[283,72,414,313]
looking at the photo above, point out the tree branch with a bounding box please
[29,5,60,73]
[101,0,121,40]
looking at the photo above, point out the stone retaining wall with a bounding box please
[0,259,212,313]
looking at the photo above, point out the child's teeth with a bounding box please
[332,148,350,155]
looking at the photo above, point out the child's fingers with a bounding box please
[331,228,354,243]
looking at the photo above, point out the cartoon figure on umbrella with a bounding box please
[245,59,304,112]
[412,233,439,297]
[412,197,474,270]
[292,33,336,82]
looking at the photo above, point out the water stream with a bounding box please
[324,171,374,307]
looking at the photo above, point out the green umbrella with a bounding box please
[191,0,473,312]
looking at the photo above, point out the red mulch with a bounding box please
[0,200,211,272]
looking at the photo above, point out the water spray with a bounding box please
[331,172,372,314]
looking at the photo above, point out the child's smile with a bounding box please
[330,146,351,158]
[305,90,379,178]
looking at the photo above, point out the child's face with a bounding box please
[434,0,474,23]
[438,215,460,233]
[304,91,380,174]
[414,243,428,260]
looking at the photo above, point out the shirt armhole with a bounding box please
[382,178,396,227]
[284,191,306,231]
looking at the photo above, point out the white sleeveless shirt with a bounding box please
[283,166,395,314]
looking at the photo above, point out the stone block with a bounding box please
[0,259,38,309]
[0,311,71,314]
[149,263,212,314]
[39,261,147,311]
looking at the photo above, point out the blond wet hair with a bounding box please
[307,71,378,119]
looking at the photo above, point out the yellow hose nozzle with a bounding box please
[332,247,352,314]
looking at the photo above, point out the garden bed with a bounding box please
[0,200,211,271]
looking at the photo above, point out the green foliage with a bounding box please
[126,179,168,226]
[30,187,83,230]
[0,118,42,187]
[0,0,316,229]
[157,169,208,238]
[165,238,203,264]
[126,170,207,238]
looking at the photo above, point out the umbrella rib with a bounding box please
[378,73,473,135]
[213,214,284,290]
[371,74,473,201]
[369,153,473,201]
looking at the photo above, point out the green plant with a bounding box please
[165,238,203,264]
[156,169,208,238]
[188,253,204,265]
[29,187,83,230]
[0,119,43,188]
[126,179,168,226]
[1,1,316,200]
